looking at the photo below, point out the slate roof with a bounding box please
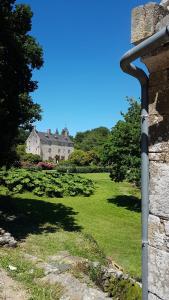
[36,131,74,147]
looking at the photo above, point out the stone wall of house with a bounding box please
[41,143,73,161]
[26,129,41,156]
[132,2,169,299]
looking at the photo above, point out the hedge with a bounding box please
[55,165,113,174]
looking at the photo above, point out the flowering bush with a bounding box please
[37,162,55,170]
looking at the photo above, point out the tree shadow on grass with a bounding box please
[0,194,82,240]
[107,195,141,212]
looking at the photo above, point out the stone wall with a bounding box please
[41,143,73,161]
[132,2,169,300]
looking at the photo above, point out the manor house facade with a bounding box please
[26,127,74,162]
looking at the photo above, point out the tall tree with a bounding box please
[102,98,141,185]
[74,127,110,153]
[0,0,43,165]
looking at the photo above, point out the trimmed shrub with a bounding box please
[55,165,113,174]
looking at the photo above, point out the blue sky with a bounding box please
[16,0,152,136]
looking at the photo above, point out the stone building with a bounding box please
[26,127,74,162]
[131,1,169,299]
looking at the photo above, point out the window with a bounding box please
[58,149,60,153]
[68,150,71,154]
[48,148,51,153]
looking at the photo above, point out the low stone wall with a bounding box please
[24,251,141,300]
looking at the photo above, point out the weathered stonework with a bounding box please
[149,162,169,217]
[131,1,169,300]
[149,214,169,251]
[148,293,163,300]
[142,46,169,73]
[148,246,169,299]
[156,14,169,30]
[160,0,169,11]
[131,3,167,44]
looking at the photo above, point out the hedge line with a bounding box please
[55,165,113,174]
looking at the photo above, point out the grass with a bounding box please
[0,173,141,297]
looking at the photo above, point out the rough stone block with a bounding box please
[149,86,169,115]
[148,246,169,299]
[149,70,169,88]
[149,162,169,217]
[150,152,169,162]
[149,152,166,161]
[156,14,169,31]
[149,114,169,151]
[149,141,169,153]
[142,46,169,73]
[148,292,163,299]
[160,0,169,11]
[149,194,169,218]
[131,3,167,44]
[148,214,169,251]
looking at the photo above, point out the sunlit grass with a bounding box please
[0,173,141,282]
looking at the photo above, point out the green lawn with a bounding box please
[0,173,141,278]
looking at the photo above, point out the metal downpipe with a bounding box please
[141,82,149,300]
[120,26,169,300]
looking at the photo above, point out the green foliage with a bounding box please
[84,150,100,165]
[16,144,41,163]
[23,153,41,163]
[102,98,141,185]
[88,263,103,287]
[74,127,110,153]
[16,144,26,158]
[104,277,141,300]
[68,149,100,166]
[71,127,110,166]
[69,150,87,166]
[14,128,30,144]
[56,165,113,173]
[0,0,43,166]
[0,169,94,197]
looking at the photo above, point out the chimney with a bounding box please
[47,129,51,135]
[61,127,69,137]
